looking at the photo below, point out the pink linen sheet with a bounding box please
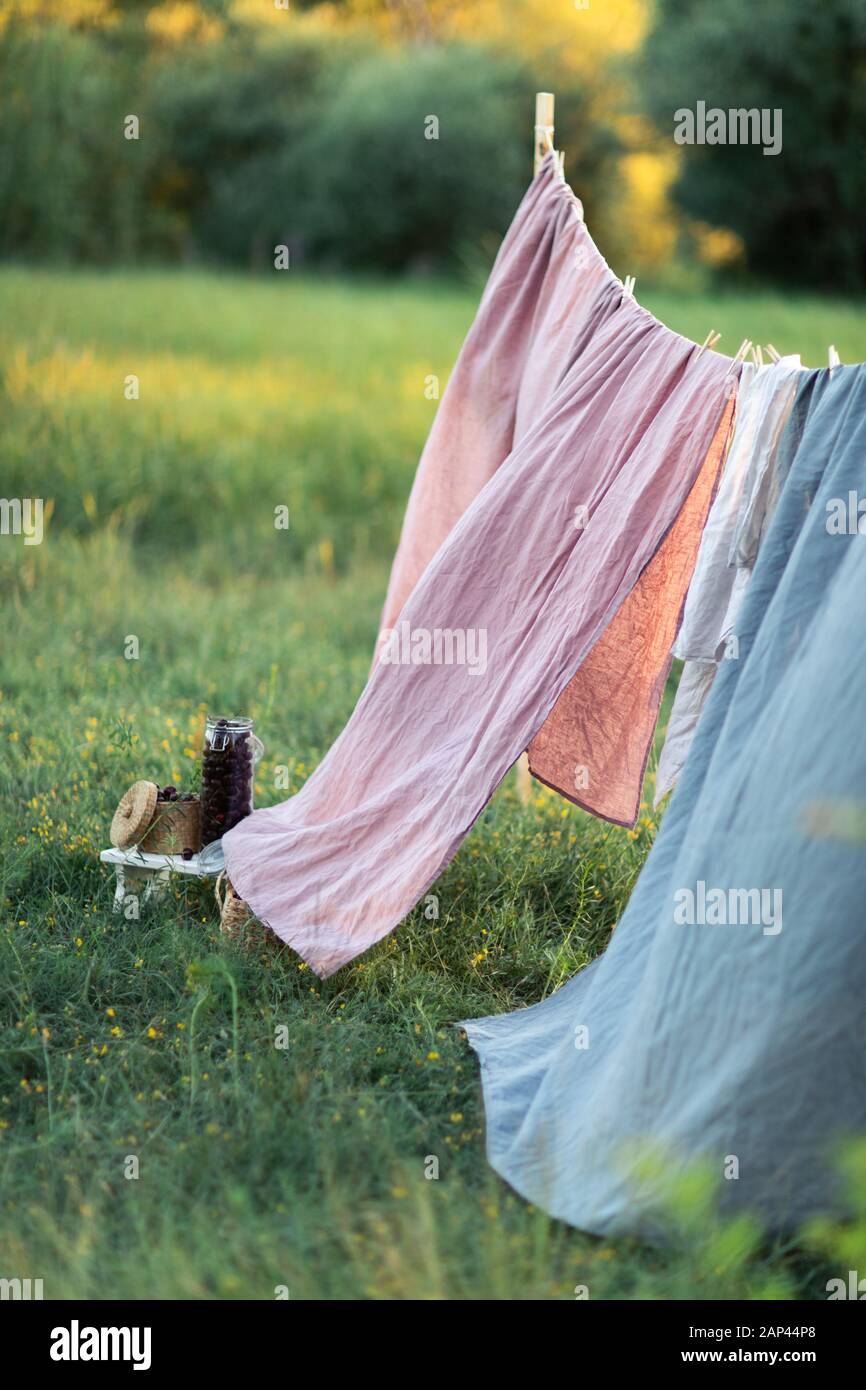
[373,156,616,667]
[223,163,738,975]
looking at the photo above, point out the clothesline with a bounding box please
[544,145,844,373]
[534,83,843,376]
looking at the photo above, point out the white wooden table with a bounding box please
[100,845,222,911]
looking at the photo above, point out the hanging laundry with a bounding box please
[373,156,608,668]
[731,359,816,568]
[461,364,866,1238]
[654,355,803,804]
[223,165,737,977]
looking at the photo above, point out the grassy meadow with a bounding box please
[2,265,866,1299]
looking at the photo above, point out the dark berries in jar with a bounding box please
[200,716,258,846]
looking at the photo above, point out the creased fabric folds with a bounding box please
[224,159,737,976]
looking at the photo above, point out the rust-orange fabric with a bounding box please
[528,395,736,826]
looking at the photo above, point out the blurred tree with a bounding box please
[0,19,165,260]
[0,0,640,273]
[291,42,531,272]
[141,31,568,273]
[640,0,866,288]
[149,29,342,265]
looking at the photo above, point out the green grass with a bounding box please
[2,266,865,1299]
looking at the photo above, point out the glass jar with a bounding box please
[200,716,265,846]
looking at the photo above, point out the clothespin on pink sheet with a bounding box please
[533,92,555,176]
[697,330,722,357]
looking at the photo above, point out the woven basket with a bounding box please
[215,871,255,941]
[140,798,201,856]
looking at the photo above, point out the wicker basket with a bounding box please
[215,871,255,941]
[140,798,201,856]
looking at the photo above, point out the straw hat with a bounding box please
[111,780,158,848]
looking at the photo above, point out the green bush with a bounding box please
[0,7,623,278]
[147,28,343,267]
[0,18,540,273]
[0,20,161,262]
[148,35,534,272]
[290,43,529,272]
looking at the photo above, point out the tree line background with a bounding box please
[0,0,864,288]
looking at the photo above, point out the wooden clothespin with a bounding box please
[750,344,764,367]
[765,344,781,363]
[734,338,752,364]
[828,345,841,369]
[697,330,721,356]
[622,275,636,300]
[533,92,555,176]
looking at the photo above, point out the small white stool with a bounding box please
[100,846,220,912]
